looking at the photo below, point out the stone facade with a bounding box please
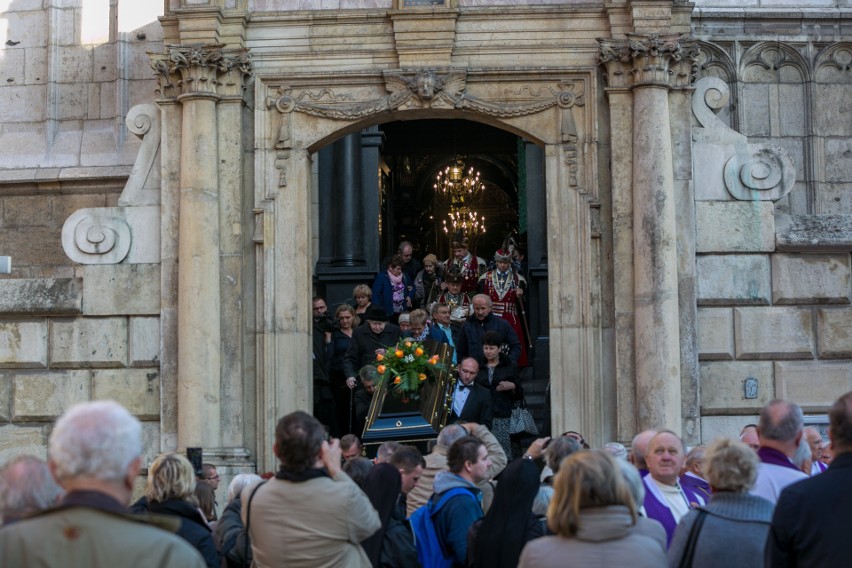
[0,1,849,496]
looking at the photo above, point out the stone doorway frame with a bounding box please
[253,67,604,470]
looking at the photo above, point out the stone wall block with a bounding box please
[817,308,852,358]
[772,253,851,305]
[49,317,128,368]
[692,144,731,201]
[12,370,91,421]
[141,421,161,470]
[700,415,760,445]
[0,278,83,315]
[775,362,852,412]
[697,308,734,360]
[697,255,770,305]
[696,201,775,253]
[129,317,160,367]
[82,264,160,315]
[92,369,159,420]
[0,425,49,463]
[734,307,814,359]
[700,360,774,413]
[775,215,852,252]
[824,138,851,183]
[0,320,48,368]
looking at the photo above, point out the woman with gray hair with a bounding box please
[215,473,263,568]
[667,438,774,568]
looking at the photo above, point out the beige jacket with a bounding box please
[407,423,507,516]
[242,470,380,568]
[0,506,206,568]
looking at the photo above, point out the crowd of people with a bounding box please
[313,235,530,440]
[1,391,851,567]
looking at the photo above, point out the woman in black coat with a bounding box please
[133,453,219,568]
[360,463,420,568]
[476,330,522,458]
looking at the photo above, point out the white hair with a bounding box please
[604,442,628,461]
[49,400,142,484]
[617,459,646,508]
[227,473,262,502]
[0,455,63,523]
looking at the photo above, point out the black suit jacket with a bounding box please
[766,451,852,567]
[450,382,493,429]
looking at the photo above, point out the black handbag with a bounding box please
[678,509,708,568]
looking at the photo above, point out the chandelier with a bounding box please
[434,158,486,238]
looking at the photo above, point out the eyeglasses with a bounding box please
[206,475,220,481]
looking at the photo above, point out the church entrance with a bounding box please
[313,118,551,436]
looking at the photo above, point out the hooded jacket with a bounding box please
[431,472,483,567]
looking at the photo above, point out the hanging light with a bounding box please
[434,158,487,239]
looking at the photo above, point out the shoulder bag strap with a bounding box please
[243,480,268,566]
[678,509,708,568]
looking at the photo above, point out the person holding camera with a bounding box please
[312,297,338,436]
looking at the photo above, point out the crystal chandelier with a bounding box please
[434,158,486,238]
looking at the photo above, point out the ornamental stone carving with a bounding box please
[598,33,700,90]
[692,77,795,202]
[150,44,253,100]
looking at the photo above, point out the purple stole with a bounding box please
[757,447,800,471]
[680,473,711,499]
[642,477,706,547]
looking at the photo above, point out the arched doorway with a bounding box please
[313,118,551,437]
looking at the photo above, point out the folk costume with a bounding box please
[478,248,529,367]
[445,234,486,294]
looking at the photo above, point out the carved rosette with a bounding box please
[598,34,700,90]
[150,44,253,100]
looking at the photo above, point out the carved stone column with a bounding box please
[599,34,699,434]
[150,45,252,451]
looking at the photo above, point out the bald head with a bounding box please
[740,425,760,452]
[758,399,804,457]
[630,429,658,470]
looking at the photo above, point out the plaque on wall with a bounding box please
[402,0,446,5]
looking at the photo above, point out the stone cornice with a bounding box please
[598,33,700,90]
[149,44,253,101]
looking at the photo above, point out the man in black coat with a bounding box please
[766,390,852,567]
[449,357,493,429]
[456,294,522,366]
[343,305,402,389]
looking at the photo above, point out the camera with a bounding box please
[314,313,340,333]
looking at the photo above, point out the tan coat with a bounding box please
[242,471,381,568]
[518,506,667,568]
[0,506,206,568]
[406,423,507,516]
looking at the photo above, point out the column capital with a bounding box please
[150,44,253,101]
[598,33,699,91]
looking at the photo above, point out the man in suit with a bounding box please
[767,391,852,566]
[450,357,492,429]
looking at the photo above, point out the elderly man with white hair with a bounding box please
[0,455,63,525]
[0,400,205,567]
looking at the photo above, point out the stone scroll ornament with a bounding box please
[693,77,795,202]
[62,210,132,265]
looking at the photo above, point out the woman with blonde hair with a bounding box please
[132,453,219,567]
[519,450,666,568]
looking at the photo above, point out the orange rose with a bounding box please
[414,347,424,356]
[377,365,386,374]
[404,341,412,348]
[393,376,401,384]
[418,373,427,381]
[395,350,404,358]
[376,353,384,361]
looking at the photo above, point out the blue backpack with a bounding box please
[409,487,476,568]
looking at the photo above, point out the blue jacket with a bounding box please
[431,472,483,567]
[371,271,415,316]
[404,323,450,345]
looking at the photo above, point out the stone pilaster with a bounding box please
[150,45,252,452]
[598,34,699,435]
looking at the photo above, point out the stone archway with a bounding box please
[253,66,603,470]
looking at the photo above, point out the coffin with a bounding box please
[361,340,456,444]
